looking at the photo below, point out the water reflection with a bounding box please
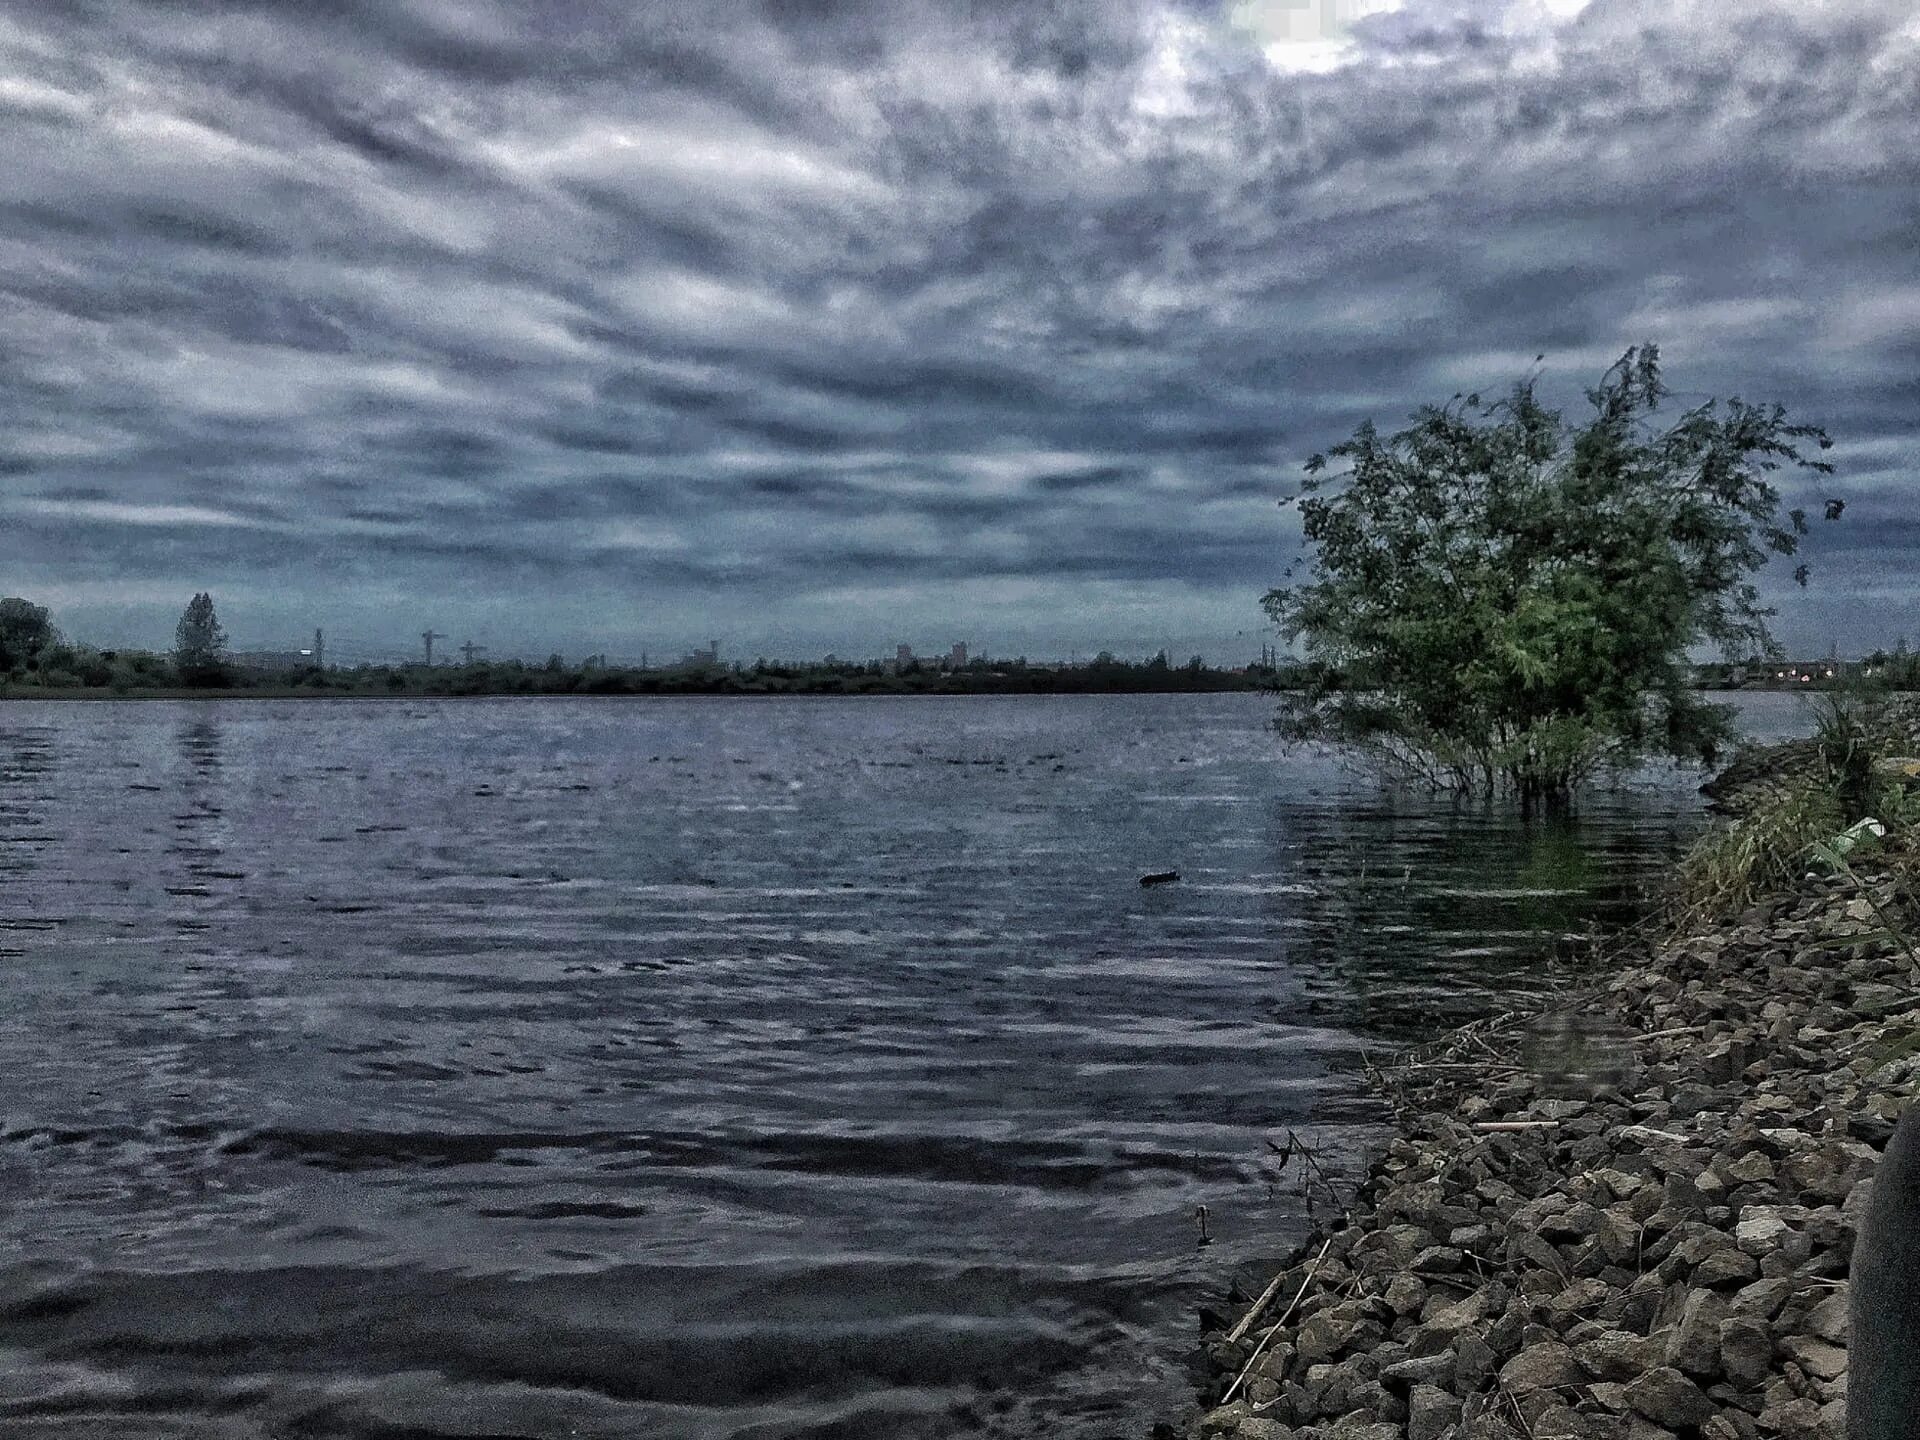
[0,724,54,961]
[0,722,52,871]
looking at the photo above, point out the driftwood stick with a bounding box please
[1617,1124,1691,1146]
[1224,1264,1293,1346]
[1222,1234,1334,1405]
[1472,1120,1560,1131]
[1397,1061,1527,1075]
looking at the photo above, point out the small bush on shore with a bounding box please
[1679,687,1920,919]
[1267,345,1842,809]
[1678,782,1849,919]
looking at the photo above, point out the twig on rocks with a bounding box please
[1224,1264,1292,1346]
[1616,1124,1691,1145]
[1221,1233,1336,1406]
[1497,1383,1540,1440]
[1473,1120,1560,1131]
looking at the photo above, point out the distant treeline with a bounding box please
[2,641,1310,698]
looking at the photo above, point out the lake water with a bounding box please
[0,691,1811,1438]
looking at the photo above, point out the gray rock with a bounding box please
[1735,1209,1794,1257]
[1804,1288,1848,1344]
[1323,1413,1400,1440]
[1407,1383,1460,1440]
[1500,1340,1583,1393]
[1197,1402,1251,1435]
[1730,1277,1794,1319]
[1777,1334,1846,1381]
[1381,1351,1456,1391]
[1624,1367,1716,1430]
[1693,1247,1760,1287]
[1385,1274,1428,1315]
[1529,1405,1594,1438]
[1718,1314,1774,1387]
[1295,1305,1362,1365]
[1754,1396,1823,1439]
[1664,1288,1730,1378]
[1423,1287,1493,1339]
[1577,1329,1666,1382]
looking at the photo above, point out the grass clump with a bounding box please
[1677,782,1848,920]
[1677,687,1920,921]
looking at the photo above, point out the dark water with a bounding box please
[0,692,1807,1438]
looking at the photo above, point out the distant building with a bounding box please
[896,644,914,667]
[1771,659,1851,685]
[681,641,720,667]
[949,641,968,668]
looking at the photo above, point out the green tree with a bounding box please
[0,597,55,672]
[172,592,230,686]
[1265,345,1839,807]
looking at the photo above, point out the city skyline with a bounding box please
[3,0,1915,659]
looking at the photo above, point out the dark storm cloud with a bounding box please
[2,0,1916,659]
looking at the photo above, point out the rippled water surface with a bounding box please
[0,693,1806,1437]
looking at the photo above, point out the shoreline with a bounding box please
[0,691,1290,706]
[1173,837,1903,1438]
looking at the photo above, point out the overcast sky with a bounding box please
[1,0,1914,664]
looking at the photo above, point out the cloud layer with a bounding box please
[2,0,1915,661]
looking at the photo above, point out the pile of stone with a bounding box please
[1177,868,1918,1440]
[1697,740,1827,817]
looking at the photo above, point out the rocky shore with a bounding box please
[1174,859,1915,1439]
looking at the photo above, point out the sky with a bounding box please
[1,0,1915,666]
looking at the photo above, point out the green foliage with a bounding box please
[172,592,230,687]
[0,596,56,673]
[1809,686,1918,824]
[1681,688,1920,922]
[3,644,1304,698]
[1859,637,1920,691]
[1266,345,1839,803]
[1677,781,1846,920]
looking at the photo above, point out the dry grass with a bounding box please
[1675,686,1920,923]
[1675,781,1847,921]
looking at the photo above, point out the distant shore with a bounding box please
[1,680,1293,702]
[0,666,1295,703]
[3,676,1898,705]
